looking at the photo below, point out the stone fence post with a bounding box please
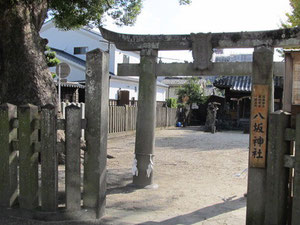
[83,49,109,218]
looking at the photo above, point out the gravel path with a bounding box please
[0,127,249,225]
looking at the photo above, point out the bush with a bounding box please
[166,98,178,108]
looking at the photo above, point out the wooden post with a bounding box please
[41,104,58,211]
[109,106,112,133]
[166,107,169,127]
[18,104,39,210]
[113,106,116,133]
[61,102,66,119]
[83,49,109,218]
[283,53,293,112]
[0,104,18,207]
[81,103,85,139]
[66,105,81,211]
[125,105,129,132]
[246,46,274,225]
[292,113,300,224]
[265,111,290,225]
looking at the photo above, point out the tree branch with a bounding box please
[105,0,112,9]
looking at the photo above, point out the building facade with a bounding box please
[40,20,168,102]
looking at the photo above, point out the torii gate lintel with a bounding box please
[99,27,295,75]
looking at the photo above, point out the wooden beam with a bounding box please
[100,27,300,51]
[117,62,284,77]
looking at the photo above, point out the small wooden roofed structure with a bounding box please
[54,81,85,103]
[214,75,283,103]
[214,76,284,129]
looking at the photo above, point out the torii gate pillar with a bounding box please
[246,46,274,225]
[133,49,158,187]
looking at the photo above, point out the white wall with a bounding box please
[157,87,167,101]
[109,79,138,100]
[49,56,85,81]
[41,21,166,102]
[41,22,140,75]
[114,50,140,74]
[110,78,168,101]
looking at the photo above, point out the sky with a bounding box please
[104,0,292,62]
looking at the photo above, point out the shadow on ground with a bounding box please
[0,196,245,225]
[155,130,248,151]
[107,168,137,195]
[138,196,246,225]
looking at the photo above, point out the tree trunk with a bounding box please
[0,1,57,106]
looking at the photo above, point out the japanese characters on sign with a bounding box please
[250,85,269,168]
[292,63,300,105]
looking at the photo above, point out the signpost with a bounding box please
[249,84,269,168]
[56,63,70,112]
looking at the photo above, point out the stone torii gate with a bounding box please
[100,27,300,225]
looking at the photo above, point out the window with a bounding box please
[74,47,88,55]
[123,55,130,63]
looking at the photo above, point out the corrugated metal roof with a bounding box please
[214,76,283,92]
[55,81,85,89]
[162,77,211,86]
[162,78,188,86]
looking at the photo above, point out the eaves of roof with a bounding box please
[51,48,86,67]
[54,81,85,89]
[214,75,283,92]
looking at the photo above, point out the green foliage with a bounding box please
[48,0,191,30]
[282,0,300,28]
[199,95,209,104]
[45,46,60,67]
[177,77,204,106]
[179,0,192,5]
[49,0,142,29]
[166,98,178,108]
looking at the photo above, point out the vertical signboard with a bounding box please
[249,84,269,168]
[293,62,300,105]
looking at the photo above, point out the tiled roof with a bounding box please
[214,76,283,92]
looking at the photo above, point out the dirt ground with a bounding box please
[103,126,249,225]
[0,126,249,225]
